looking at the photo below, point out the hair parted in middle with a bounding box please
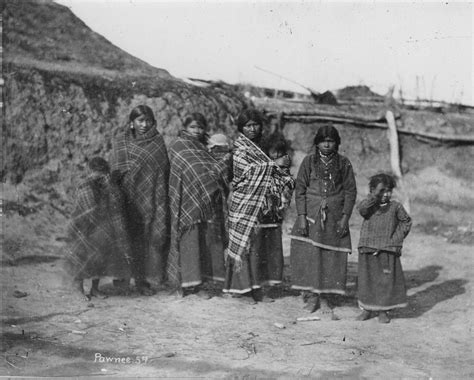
[313,124,341,149]
[128,105,156,126]
[236,108,265,133]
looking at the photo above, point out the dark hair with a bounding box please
[264,136,288,157]
[88,156,110,174]
[236,108,265,133]
[183,112,208,130]
[128,105,156,126]
[369,173,397,191]
[313,124,341,149]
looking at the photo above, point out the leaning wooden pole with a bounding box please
[386,110,410,213]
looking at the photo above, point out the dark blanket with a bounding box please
[65,173,131,280]
[111,127,170,280]
[167,131,229,286]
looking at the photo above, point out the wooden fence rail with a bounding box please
[271,111,474,145]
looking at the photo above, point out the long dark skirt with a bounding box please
[357,251,407,311]
[179,222,226,288]
[224,225,284,294]
[290,238,348,295]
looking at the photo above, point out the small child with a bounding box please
[208,133,230,161]
[263,138,292,223]
[356,173,412,323]
[66,157,131,301]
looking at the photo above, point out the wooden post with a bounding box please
[386,110,410,213]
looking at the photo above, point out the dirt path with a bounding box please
[1,228,472,378]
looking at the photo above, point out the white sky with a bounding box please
[57,0,473,105]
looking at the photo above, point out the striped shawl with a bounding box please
[66,174,131,279]
[167,131,230,286]
[111,127,170,276]
[225,134,295,268]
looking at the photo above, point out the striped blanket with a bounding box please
[111,127,170,278]
[225,134,295,268]
[66,174,131,280]
[167,131,230,286]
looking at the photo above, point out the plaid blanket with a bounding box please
[111,127,170,279]
[225,134,295,268]
[66,174,131,280]
[167,131,229,286]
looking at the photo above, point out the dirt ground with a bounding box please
[1,170,473,379]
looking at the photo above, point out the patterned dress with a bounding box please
[357,196,412,310]
[289,151,356,295]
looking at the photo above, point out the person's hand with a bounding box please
[274,155,290,168]
[372,183,386,201]
[336,214,349,238]
[279,195,290,210]
[296,215,309,237]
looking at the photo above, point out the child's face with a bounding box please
[186,121,206,140]
[380,188,392,203]
[132,114,154,135]
[269,149,284,160]
[372,183,392,203]
[317,137,337,155]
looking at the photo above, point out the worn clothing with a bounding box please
[357,249,408,310]
[357,197,411,310]
[167,131,229,287]
[224,224,284,293]
[65,173,131,281]
[225,134,295,267]
[111,127,170,282]
[178,222,226,288]
[358,197,412,254]
[289,151,357,294]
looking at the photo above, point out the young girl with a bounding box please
[66,157,131,301]
[289,125,357,318]
[357,173,412,323]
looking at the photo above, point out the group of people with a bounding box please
[66,104,412,323]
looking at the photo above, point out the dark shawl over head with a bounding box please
[111,127,170,279]
[167,131,229,286]
[65,173,131,280]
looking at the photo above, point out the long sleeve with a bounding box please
[341,157,357,217]
[390,203,412,246]
[358,193,379,219]
[294,155,312,215]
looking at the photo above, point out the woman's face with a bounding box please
[186,121,206,140]
[317,137,337,155]
[131,114,154,135]
[242,120,262,141]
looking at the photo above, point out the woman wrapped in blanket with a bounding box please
[111,105,170,295]
[223,109,295,303]
[167,113,232,298]
[289,124,357,319]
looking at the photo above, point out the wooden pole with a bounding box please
[386,110,410,213]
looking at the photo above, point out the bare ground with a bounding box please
[1,174,473,378]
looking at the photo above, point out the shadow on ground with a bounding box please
[393,278,468,319]
[2,255,62,266]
